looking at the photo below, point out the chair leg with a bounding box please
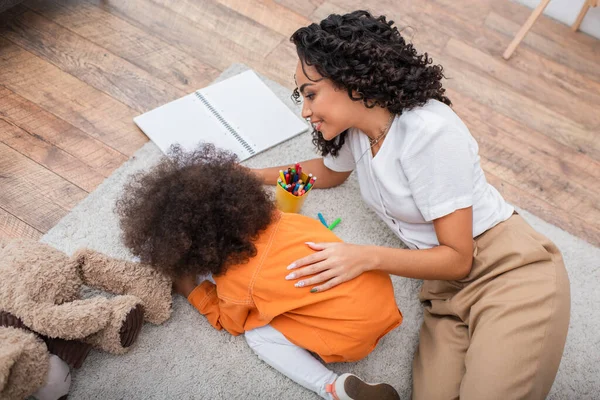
[572,0,593,32]
[503,0,553,60]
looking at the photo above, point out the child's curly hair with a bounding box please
[291,10,452,157]
[115,144,276,279]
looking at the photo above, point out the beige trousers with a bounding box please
[412,213,570,400]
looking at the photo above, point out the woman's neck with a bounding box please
[354,107,394,141]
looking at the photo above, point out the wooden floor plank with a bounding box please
[216,0,311,37]
[429,0,492,25]
[404,0,600,107]
[0,117,105,192]
[0,37,147,156]
[310,2,346,22]
[273,0,324,18]
[24,0,220,93]
[445,38,600,132]
[469,26,600,107]
[491,0,600,60]
[413,1,600,102]
[84,0,292,87]
[0,207,42,240]
[381,1,600,112]
[449,90,600,189]
[0,142,87,210]
[0,143,82,231]
[448,92,599,228]
[151,0,284,58]
[439,54,598,161]
[484,11,600,82]
[0,5,186,113]
[264,40,297,89]
[0,85,127,176]
[0,174,68,233]
[485,170,600,247]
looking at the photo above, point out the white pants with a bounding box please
[245,324,338,399]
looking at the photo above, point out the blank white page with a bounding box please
[133,93,250,158]
[199,70,307,153]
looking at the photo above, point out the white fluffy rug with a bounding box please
[41,64,600,399]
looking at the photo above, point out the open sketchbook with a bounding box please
[134,70,308,161]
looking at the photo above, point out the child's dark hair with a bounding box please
[291,10,451,157]
[115,144,276,279]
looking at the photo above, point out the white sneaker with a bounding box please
[31,355,71,400]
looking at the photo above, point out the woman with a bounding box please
[254,10,570,400]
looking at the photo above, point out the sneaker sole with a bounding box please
[343,375,400,400]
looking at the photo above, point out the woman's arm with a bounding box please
[252,157,352,189]
[369,207,474,279]
[285,207,474,291]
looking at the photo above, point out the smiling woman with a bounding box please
[253,9,571,400]
[291,13,450,157]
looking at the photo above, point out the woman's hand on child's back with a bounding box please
[284,242,375,293]
[173,274,198,297]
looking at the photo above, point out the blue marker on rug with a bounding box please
[317,213,328,228]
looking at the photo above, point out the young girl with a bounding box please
[253,10,570,400]
[115,144,402,400]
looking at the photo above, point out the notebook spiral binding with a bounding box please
[194,92,255,156]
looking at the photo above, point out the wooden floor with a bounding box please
[0,0,598,246]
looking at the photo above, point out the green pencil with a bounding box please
[328,218,341,230]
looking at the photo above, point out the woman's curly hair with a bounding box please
[115,144,275,279]
[291,10,452,156]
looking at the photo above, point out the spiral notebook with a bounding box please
[133,70,308,161]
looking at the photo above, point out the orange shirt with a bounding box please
[188,211,402,363]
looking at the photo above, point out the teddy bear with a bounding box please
[0,238,173,398]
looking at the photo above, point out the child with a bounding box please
[115,145,402,400]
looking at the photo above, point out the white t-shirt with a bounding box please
[324,99,514,249]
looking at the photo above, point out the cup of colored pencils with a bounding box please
[274,163,317,213]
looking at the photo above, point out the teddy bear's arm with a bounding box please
[72,249,172,324]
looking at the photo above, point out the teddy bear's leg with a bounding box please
[8,297,113,341]
[0,326,50,400]
[84,295,144,354]
[72,248,172,324]
[1,310,91,369]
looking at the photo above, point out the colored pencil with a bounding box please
[328,218,341,230]
[317,213,328,228]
